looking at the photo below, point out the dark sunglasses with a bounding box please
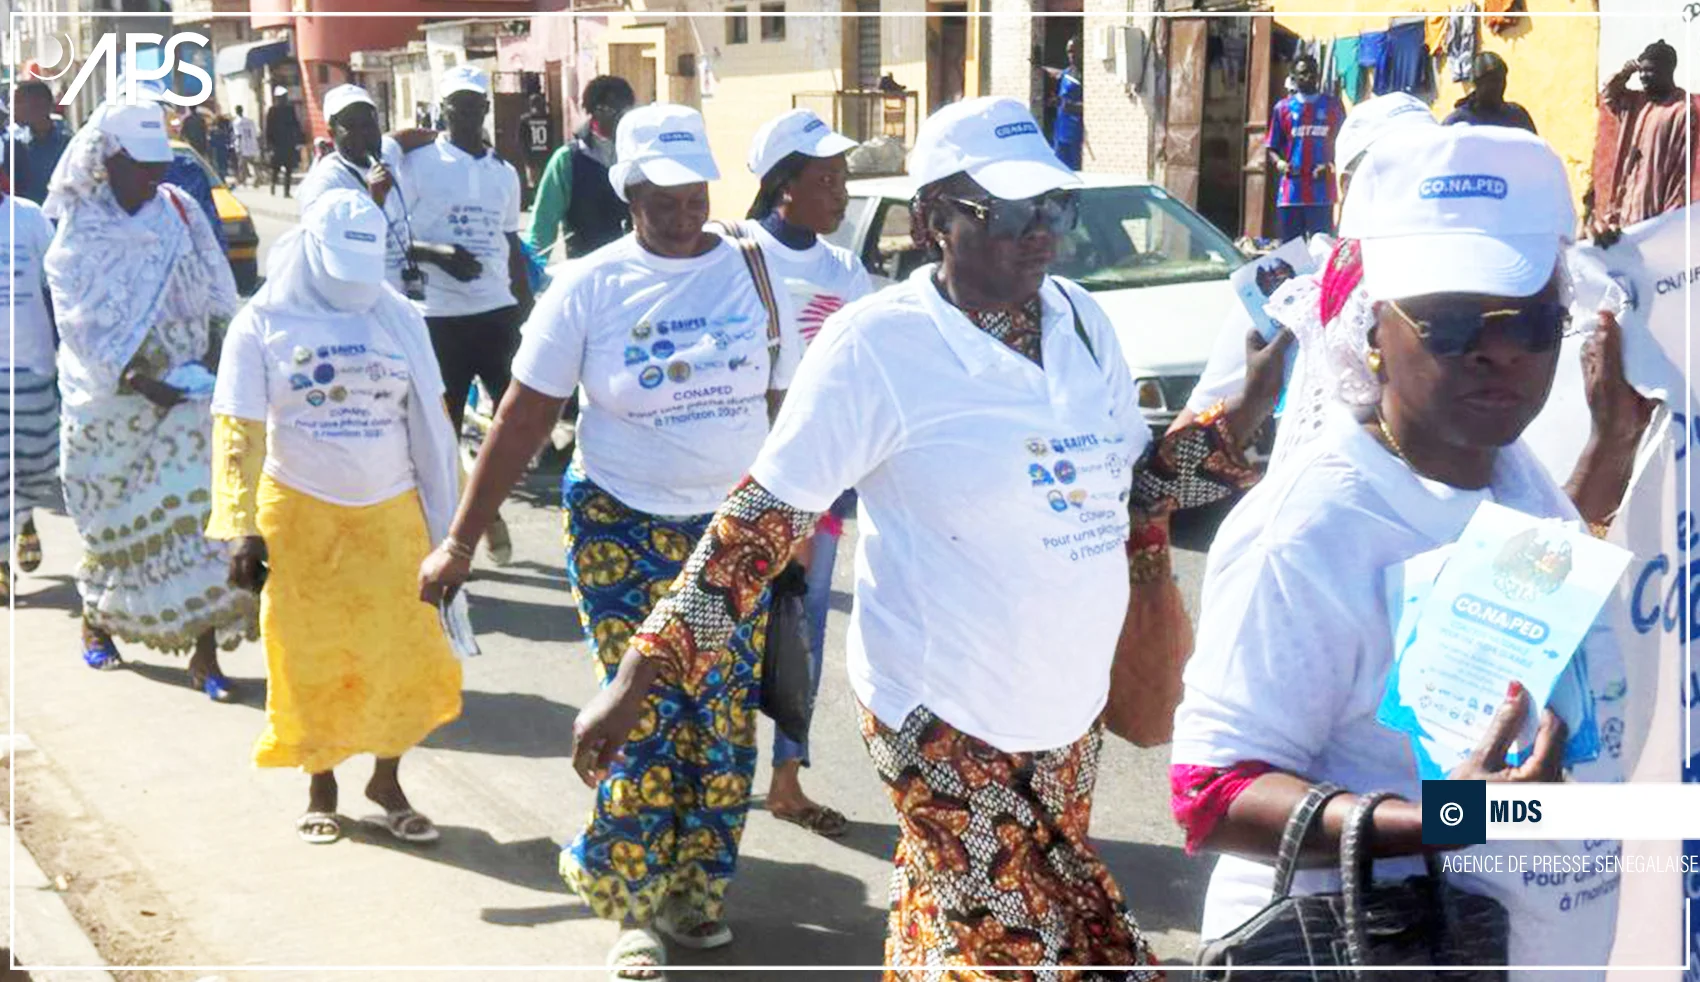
[942,190,1078,239]
[1386,298,1573,357]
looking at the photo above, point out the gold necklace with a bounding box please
[1376,412,1414,467]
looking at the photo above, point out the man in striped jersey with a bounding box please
[1265,55,1344,243]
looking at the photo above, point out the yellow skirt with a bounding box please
[252,475,463,773]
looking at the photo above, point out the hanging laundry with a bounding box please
[1334,35,1364,102]
[1358,30,1388,69]
[1483,0,1525,35]
[1445,3,1480,83]
[1426,15,1448,56]
[1374,20,1432,96]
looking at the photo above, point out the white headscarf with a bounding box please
[42,99,237,399]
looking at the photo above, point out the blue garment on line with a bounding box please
[1374,21,1431,96]
[1357,31,1387,68]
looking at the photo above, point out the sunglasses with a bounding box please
[1385,298,1573,357]
[942,191,1078,239]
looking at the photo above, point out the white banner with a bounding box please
[1519,205,1697,976]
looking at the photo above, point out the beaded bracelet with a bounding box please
[442,536,476,561]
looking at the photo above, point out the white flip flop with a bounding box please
[363,808,440,844]
[654,903,733,951]
[609,927,668,981]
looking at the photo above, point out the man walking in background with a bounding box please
[10,79,70,204]
[518,92,554,206]
[232,104,260,186]
[524,76,635,261]
[180,103,210,158]
[1264,54,1343,242]
[401,65,532,565]
[265,86,305,197]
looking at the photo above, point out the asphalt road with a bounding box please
[4,192,1230,977]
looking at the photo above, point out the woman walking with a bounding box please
[208,190,463,845]
[1,139,60,604]
[1170,125,1651,978]
[739,108,871,839]
[419,104,804,979]
[557,97,1293,979]
[44,98,255,694]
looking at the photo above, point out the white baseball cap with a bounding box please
[1336,92,1437,176]
[99,101,173,163]
[609,103,719,203]
[1341,125,1575,301]
[273,85,288,98]
[747,109,857,179]
[304,188,388,284]
[323,83,376,124]
[440,65,490,98]
[907,96,1080,200]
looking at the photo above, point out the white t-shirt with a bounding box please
[510,232,803,517]
[744,221,873,347]
[400,135,522,317]
[1172,408,1626,980]
[233,115,260,157]
[1,195,56,376]
[749,267,1153,752]
[297,136,413,293]
[213,306,435,507]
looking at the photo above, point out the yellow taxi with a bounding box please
[168,139,260,293]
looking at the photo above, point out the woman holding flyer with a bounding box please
[44,98,257,692]
[1170,126,1654,976]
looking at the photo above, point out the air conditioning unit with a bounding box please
[1101,25,1147,89]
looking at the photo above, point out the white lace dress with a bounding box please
[47,183,257,653]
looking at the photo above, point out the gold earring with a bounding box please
[1367,349,1383,374]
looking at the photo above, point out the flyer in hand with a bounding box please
[1378,501,1630,779]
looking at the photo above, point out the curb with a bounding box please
[2,751,117,981]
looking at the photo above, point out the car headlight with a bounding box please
[1135,377,1165,410]
[223,217,255,242]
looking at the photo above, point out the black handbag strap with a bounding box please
[1341,791,1411,969]
[1269,782,1345,900]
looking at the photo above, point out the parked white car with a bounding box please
[827,174,1248,433]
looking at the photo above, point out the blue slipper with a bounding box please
[192,671,233,702]
[82,637,122,671]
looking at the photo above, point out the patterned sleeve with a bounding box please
[1129,401,1261,514]
[628,477,822,688]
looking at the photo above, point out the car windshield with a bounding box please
[1049,185,1244,291]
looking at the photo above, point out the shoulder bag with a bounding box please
[1194,784,1509,980]
[1057,281,1191,747]
[710,220,815,745]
